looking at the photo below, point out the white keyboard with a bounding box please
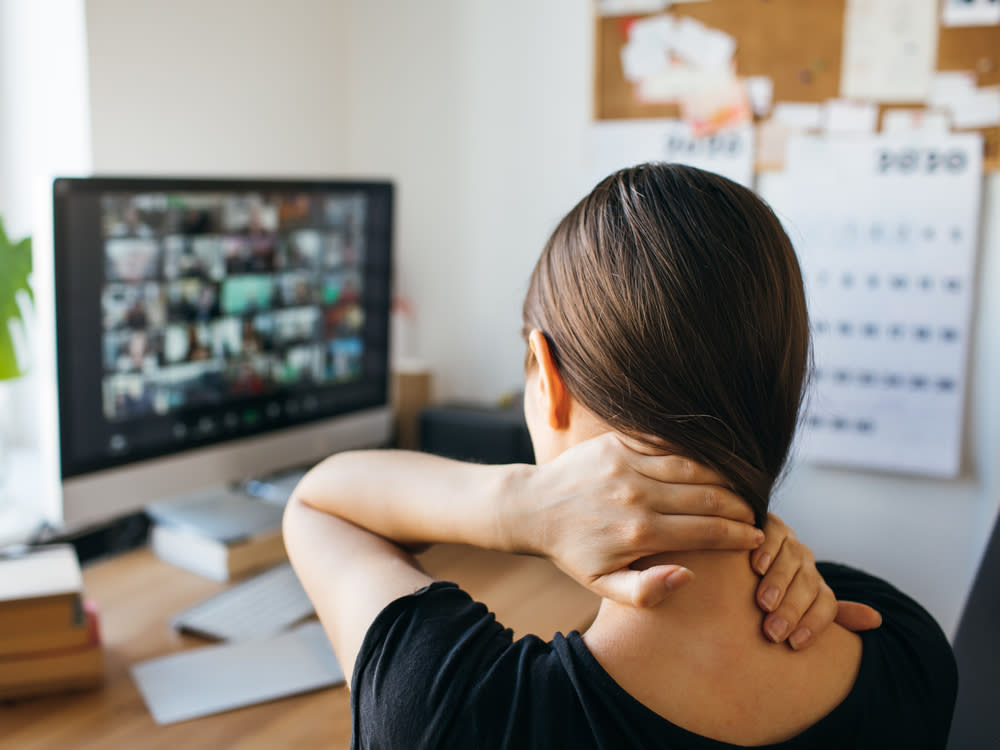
[172,563,315,641]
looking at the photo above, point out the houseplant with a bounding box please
[0,217,33,381]
[0,217,32,506]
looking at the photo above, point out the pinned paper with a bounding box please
[930,72,978,109]
[942,0,1000,27]
[598,0,671,16]
[950,87,1000,129]
[621,15,675,81]
[930,72,1000,129]
[755,119,796,168]
[744,76,774,117]
[590,119,755,187]
[622,38,670,81]
[670,16,735,72]
[882,109,951,134]
[762,134,983,477]
[637,65,734,103]
[629,14,675,47]
[772,102,824,131]
[823,100,879,134]
[840,0,939,102]
[681,77,751,137]
[621,13,736,102]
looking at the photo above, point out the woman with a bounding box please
[285,164,956,748]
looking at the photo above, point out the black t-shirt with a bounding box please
[350,563,956,749]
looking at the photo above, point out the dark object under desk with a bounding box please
[948,511,1000,748]
[419,402,534,465]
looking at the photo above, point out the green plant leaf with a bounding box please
[0,216,33,381]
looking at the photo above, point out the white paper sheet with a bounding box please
[823,100,879,134]
[929,71,978,109]
[131,621,344,725]
[761,134,983,477]
[744,76,774,117]
[590,119,754,187]
[598,0,671,16]
[622,35,670,81]
[622,13,735,93]
[637,66,733,103]
[629,14,675,48]
[950,87,1000,129]
[942,0,1000,27]
[840,0,939,102]
[929,72,1000,129]
[772,102,824,131]
[670,16,735,72]
[881,109,951,134]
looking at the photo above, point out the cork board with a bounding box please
[595,0,1000,170]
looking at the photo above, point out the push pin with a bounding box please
[798,68,813,84]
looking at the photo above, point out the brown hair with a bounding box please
[522,163,809,527]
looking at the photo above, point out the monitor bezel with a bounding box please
[48,176,394,524]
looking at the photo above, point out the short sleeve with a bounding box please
[349,581,516,749]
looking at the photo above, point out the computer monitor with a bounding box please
[36,177,393,528]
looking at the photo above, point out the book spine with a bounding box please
[150,525,229,582]
[0,595,83,639]
[226,532,287,578]
[0,601,103,691]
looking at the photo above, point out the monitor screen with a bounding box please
[51,177,392,488]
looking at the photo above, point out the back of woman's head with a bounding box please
[522,163,809,527]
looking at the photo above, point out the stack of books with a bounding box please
[0,544,103,699]
[147,488,286,582]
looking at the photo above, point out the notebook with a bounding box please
[146,488,284,543]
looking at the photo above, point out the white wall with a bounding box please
[0,0,92,240]
[0,0,91,535]
[343,0,593,400]
[86,0,351,176]
[82,0,1000,637]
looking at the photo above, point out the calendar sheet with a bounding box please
[761,134,983,477]
[590,120,755,187]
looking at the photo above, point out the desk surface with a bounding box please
[0,545,599,749]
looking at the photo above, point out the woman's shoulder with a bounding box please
[352,580,587,749]
[817,562,957,739]
[817,562,952,642]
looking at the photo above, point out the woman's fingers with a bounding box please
[835,601,882,632]
[597,435,756,524]
[751,513,791,575]
[626,447,728,486]
[592,565,695,608]
[755,535,801,612]
[780,582,838,650]
[648,514,764,552]
[762,568,822,645]
[783,597,882,650]
[638,478,755,525]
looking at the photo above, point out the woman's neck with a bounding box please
[583,549,771,672]
[630,548,763,619]
[581,547,864,746]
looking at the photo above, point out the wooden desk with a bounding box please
[0,545,599,749]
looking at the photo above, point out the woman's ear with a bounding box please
[527,330,571,430]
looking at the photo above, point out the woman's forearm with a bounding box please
[290,450,536,554]
[287,437,881,647]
